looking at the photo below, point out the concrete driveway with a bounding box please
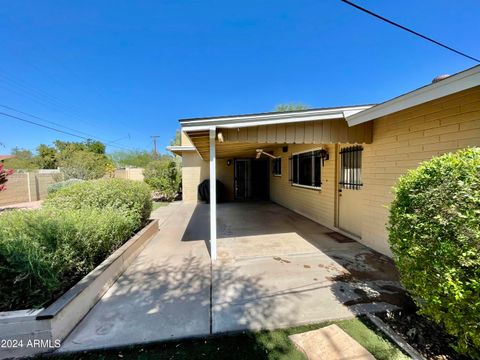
[60,201,404,352]
[211,202,404,333]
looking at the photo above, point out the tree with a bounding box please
[143,158,181,201]
[53,139,105,155]
[0,162,14,192]
[109,150,155,168]
[59,150,112,180]
[274,103,310,112]
[3,148,38,170]
[36,144,57,169]
[170,130,181,146]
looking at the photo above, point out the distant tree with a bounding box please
[0,162,14,192]
[4,148,38,170]
[109,150,155,168]
[53,139,105,155]
[36,144,57,169]
[144,158,181,201]
[275,103,311,112]
[170,130,181,146]
[60,150,112,180]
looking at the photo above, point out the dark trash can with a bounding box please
[198,179,225,203]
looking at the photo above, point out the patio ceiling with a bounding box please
[187,131,277,159]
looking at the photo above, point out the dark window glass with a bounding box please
[298,153,312,185]
[290,151,321,188]
[272,158,281,176]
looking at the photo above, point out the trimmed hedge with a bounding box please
[0,179,153,311]
[388,148,480,358]
[47,178,84,194]
[44,178,152,228]
[0,208,135,310]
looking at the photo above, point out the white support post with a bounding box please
[209,127,217,261]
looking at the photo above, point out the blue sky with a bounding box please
[0,0,479,154]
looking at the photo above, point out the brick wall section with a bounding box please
[361,86,480,255]
[114,168,144,181]
[269,143,336,229]
[0,172,57,206]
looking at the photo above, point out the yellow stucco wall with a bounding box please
[269,144,337,229]
[181,151,234,202]
[361,86,480,255]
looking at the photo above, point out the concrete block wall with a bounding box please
[269,144,337,230]
[361,85,480,255]
[114,168,144,181]
[0,173,57,206]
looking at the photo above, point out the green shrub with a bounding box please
[143,159,181,201]
[388,148,480,358]
[47,178,84,194]
[44,179,152,228]
[0,208,135,310]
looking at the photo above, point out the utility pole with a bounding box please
[151,135,160,159]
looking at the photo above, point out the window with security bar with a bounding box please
[339,146,363,190]
[289,150,323,188]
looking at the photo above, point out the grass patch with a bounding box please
[48,318,407,360]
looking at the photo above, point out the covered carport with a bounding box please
[175,106,373,261]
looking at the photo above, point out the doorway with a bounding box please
[337,145,363,237]
[234,159,269,201]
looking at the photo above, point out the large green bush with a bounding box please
[388,148,480,358]
[47,178,84,194]
[0,208,135,310]
[0,178,153,311]
[44,179,152,228]
[143,159,181,201]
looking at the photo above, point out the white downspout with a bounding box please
[209,127,217,261]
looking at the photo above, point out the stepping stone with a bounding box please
[289,324,375,360]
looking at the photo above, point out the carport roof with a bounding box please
[179,104,374,129]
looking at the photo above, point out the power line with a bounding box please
[0,111,135,151]
[341,0,480,63]
[0,71,136,134]
[0,103,98,139]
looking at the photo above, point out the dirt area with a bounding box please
[377,310,467,360]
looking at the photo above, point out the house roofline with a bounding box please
[179,105,374,129]
[346,65,480,126]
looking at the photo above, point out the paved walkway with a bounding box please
[60,201,403,353]
[60,202,211,352]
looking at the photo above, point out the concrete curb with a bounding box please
[0,220,159,360]
[366,314,426,360]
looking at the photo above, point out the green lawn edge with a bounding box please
[46,317,408,360]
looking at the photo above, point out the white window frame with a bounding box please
[290,148,323,190]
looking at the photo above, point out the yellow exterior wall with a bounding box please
[181,151,234,202]
[181,131,194,146]
[361,86,480,255]
[269,144,337,229]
